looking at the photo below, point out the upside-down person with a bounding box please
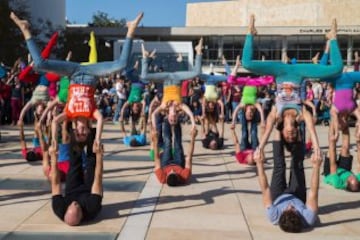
[229,55,273,160]
[11,11,143,152]
[152,121,197,186]
[38,31,98,127]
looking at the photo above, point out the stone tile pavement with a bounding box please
[0,123,359,239]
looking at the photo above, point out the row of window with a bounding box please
[200,35,360,65]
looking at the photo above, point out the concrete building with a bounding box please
[67,0,360,72]
[26,0,66,29]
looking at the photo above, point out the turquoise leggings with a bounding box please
[242,35,343,85]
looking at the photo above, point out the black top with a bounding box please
[52,194,102,222]
[202,131,224,149]
[52,127,102,222]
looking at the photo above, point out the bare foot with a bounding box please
[195,37,203,55]
[126,12,144,37]
[330,132,339,142]
[235,55,241,67]
[283,52,290,63]
[312,52,320,64]
[326,18,337,40]
[356,124,360,141]
[141,43,149,58]
[10,12,31,39]
[333,18,338,31]
[149,49,157,59]
[221,55,227,65]
[248,14,257,35]
[92,140,101,153]
[176,53,183,62]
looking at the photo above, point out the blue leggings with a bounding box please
[141,55,202,86]
[26,37,133,88]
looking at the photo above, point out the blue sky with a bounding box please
[66,0,226,27]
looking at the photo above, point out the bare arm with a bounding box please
[217,99,225,120]
[36,123,50,177]
[255,102,265,136]
[6,73,17,85]
[51,112,67,151]
[258,106,276,150]
[152,129,161,169]
[231,102,244,126]
[329,106,339,142]
[181,103,196,130]
[18,101,33,124]
[49,145,61,196]
[147,96,159,128]
[255,150,272,208]
[91,143,104,196]
[185,129,197,170]
[255,102,265,126]
[141,114,147,135]
[226,88,231,103]
[61,121,70,144]
[219,116,225,139]
[306,153,322,212]
[119,101,129,122]
[202,117,209,136]
[303,107,320,151]
[19,122,27,149]
[39,98,60,124]
[119,102,129,137]
[201,97,206,119]
[231,127,241,153]
[93,109,104,146]
[303,99,317,120]
[141,100,146,118]
[36,124,47,151]
[151,104,165,130]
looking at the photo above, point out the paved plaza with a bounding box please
[0,123,359,240]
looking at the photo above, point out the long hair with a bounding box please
[276,120,303,152]
[205,102,219,123]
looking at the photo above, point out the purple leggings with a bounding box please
[333,89,356,113]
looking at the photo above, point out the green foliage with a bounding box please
[0,0,65,66]
[89,11,126,27]
[1,3,117,66]
[0,0,30,66]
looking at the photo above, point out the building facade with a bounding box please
[67,0,360,72]
[26,0,66,29]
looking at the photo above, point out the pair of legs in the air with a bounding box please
[10,11,144,152]
[161,118,185,168]
[271,137,307,203]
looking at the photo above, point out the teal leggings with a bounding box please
[242,35,343,85]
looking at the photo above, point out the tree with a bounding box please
[0,0,31,66]
[89,11,126,27]
[33,17,65,57]
[0,0,65,66]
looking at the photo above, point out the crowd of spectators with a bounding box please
[2,57,360,130]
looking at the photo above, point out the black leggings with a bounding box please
[65,130,96,195]
[270,141,306,203]
[323,155,353,176]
